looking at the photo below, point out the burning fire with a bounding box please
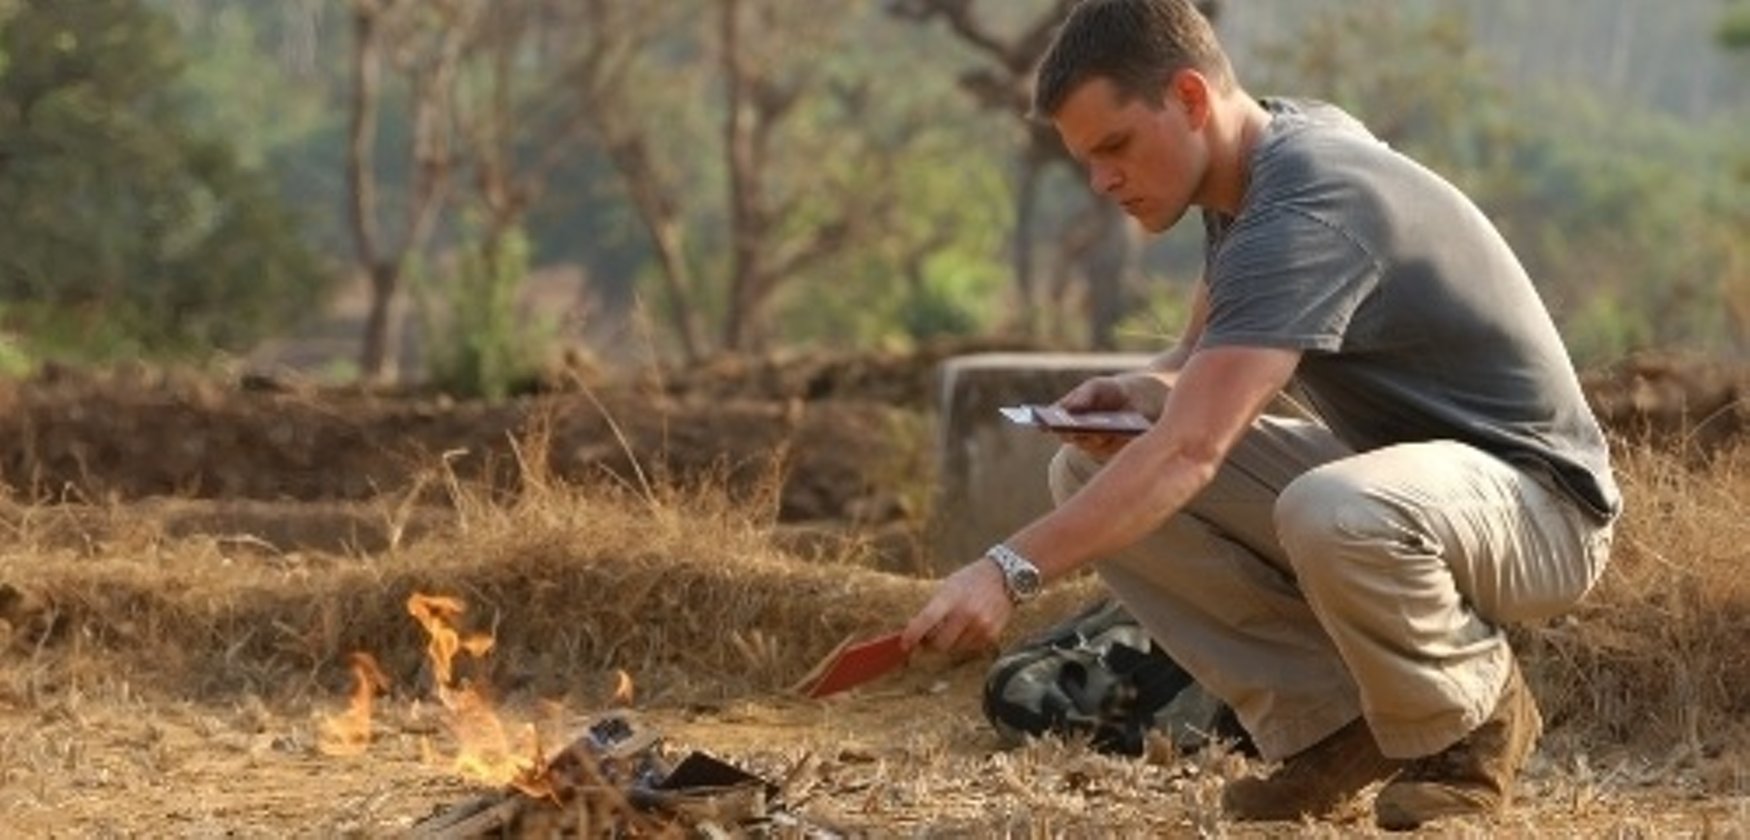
[612,669,635,707]
[403,593,551,796]
[317,652,388,756]
[405,594,494,685]
[317,592,641,800]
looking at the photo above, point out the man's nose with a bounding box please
[1089,163,1121,195]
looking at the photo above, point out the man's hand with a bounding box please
[901,557,1014,655]
[1054,373,1171,460]
[1057,374,1133,413]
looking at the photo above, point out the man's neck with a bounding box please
[1200,94,1272,217]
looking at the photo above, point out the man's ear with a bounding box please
[1169,68,1212,129]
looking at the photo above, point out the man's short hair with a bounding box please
[1034,0,1235,118]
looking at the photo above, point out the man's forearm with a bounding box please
[1001,345,1302,595]
[1006,436,1219,586]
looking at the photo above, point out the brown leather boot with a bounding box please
[1222,718,1402,821]
[1374,660,1543,830]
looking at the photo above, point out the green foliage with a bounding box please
[413,225,557,400]
[0,325,33,378]
[76,0,1744,367]
[1110,278,1194,354]
[768,4,1015,349]
[1721,0,1750,50]
[173,5,331,170]
[1253,1,1513,184]
[1251,1,1750,363]
[171,2,348,251]
[0,0,329,362]
[897,265,985,341]
[1562,289,1653,364]
[1490,92,1750,360]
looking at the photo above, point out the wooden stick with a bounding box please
[409,792,523,839]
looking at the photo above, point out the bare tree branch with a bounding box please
[346,0,476,381]
[574,0,707,361]
[887,0,1220,344]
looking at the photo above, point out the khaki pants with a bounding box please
[1048,414,1612,761]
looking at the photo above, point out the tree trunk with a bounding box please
[599,132,705,363]
[1012,153,1046,339]
[646,215,705,362]
[346,2,394,381]
[1082,202,1138,350]
[577,0,707,363]
[359,260,402,380]
[719,0,764,352]
[346,0,466,384]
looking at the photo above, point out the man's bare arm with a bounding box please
[1010,343,1299,583]
[900,344,1301,654]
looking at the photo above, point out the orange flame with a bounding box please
[406,593,495,685]
[612,670,635,707]
[317,652,389,756]
[405,593,550,796]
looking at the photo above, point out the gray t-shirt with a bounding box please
[1199,99,1621,522]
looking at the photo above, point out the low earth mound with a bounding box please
[1581,351,1750,457]
[0,365,926,529]
[1,348,1745,520]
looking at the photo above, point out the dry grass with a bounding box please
[1,426,1748,833]
[0,450,923,709]
[1525,438,1750,771]
[3,434,1749,749]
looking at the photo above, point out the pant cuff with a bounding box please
[1250,696,1366,761]
[1369,656,1510,759]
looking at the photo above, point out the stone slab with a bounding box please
[927,352,1152,576]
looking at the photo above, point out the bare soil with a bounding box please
[0,350,1747,836]
[2,660,1743,837]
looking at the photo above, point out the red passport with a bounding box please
[999,404,1150,435]
[792,632,909,699]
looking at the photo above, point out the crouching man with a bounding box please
[902,0,1619,829]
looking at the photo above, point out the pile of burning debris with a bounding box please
[410,710,798,837]
[317,594,831,837]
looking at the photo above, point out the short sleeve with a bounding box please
[1200,206,1381,353]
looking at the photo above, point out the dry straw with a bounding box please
[1,426,1746,763]
[1526,438,1750,757]
[0,429,930,708]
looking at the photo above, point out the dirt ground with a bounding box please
[1,350,1748,836]
[1,660,1743,837]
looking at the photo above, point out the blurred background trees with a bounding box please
[0,0,327,364]
[1,0,1746,393]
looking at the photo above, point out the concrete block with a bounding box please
[927,352,1152,576]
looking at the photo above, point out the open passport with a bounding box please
[999,404,1151,435]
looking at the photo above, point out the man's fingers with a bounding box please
[1057,376,1114,412]
[1058,386,1094,411]
[905,559,1014,653]
[942,609,1006,654]
[1059,431,1127,460]
[927,612,970,653]
[902,600,947,651]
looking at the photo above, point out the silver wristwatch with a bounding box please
[985,543,1043,604]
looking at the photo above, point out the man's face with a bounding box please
[1052,76,1205,233]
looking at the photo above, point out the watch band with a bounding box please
[985,543,1043,603]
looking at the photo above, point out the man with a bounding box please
[901,0,1620,830]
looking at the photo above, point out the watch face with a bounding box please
[988,546,1042,602]
[1011,565,1042,596]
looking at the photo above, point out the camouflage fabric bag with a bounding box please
[983,598,1253,757]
